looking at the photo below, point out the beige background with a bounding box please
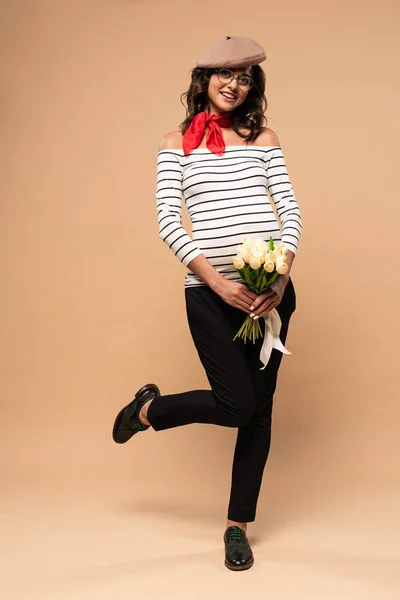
[1,0,399,598]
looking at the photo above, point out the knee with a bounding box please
[224,399,255,428]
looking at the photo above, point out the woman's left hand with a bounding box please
[249,274,290,320]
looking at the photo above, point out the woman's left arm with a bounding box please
[250,144,302,317]
[264,146,302,255]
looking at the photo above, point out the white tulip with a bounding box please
[233,255,245,269]
[250,257,262,270]
[276,263,288,274]
[276,256,288,274]
[252,252,265,264]
[264,260,275,273]
[264,250,275,264]
[244,250,253,264]
[252,239,266,255]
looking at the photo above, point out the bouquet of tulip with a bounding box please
[232,236,289,344]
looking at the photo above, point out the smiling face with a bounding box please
[206,67,253,115]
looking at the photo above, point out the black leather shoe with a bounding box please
[224,526,254,571]
[112,383,160,444]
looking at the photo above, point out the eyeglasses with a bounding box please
[213,68,254,90]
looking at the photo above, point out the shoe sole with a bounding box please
[112,383,160,444]
[224,558,254,571]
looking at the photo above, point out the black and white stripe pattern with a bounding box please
[155,145,302,287]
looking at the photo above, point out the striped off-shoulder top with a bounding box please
[155,145,302,288]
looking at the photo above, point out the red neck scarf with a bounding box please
[182,111,233,156]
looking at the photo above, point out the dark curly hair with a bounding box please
[179,65,268,143]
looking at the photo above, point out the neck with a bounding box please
[204,104,231,118]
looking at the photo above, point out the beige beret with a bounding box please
[196,36,266,69]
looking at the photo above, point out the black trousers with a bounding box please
[147,278,296,523]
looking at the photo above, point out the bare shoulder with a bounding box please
[253,127,280,147]
[158,130,183,151]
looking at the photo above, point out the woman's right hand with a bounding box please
[214,279,258,314]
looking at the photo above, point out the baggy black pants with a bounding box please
[147,278,296,523]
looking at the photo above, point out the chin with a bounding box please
[214,100,236,113]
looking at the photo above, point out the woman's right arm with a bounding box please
[156,133,257,313]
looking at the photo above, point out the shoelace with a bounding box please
[227,527,245,543]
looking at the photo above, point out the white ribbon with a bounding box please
[259,308,291,370]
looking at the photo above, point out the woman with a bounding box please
[112,35,302,571]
